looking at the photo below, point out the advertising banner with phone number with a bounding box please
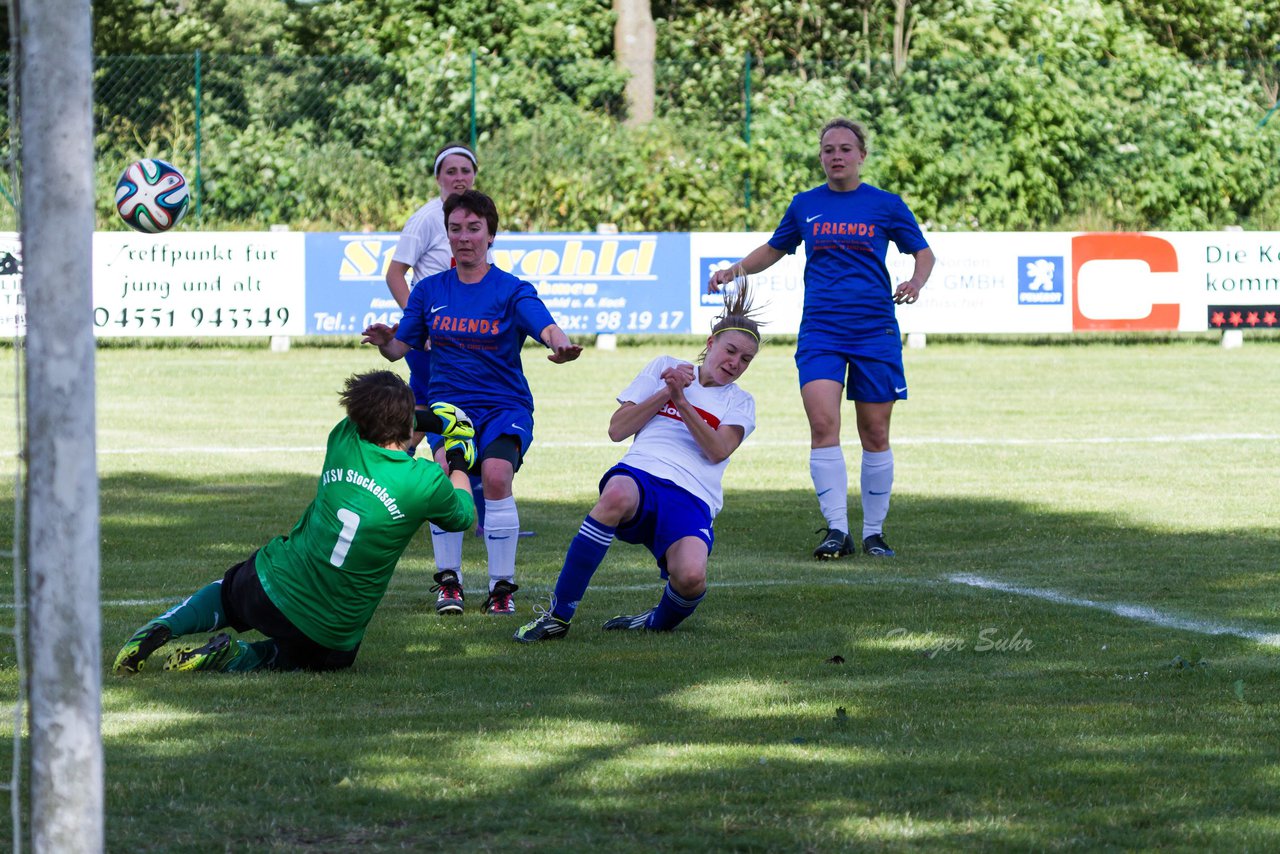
[91,232,305,337]
[303,231,692,336]
[3,230,1276,338]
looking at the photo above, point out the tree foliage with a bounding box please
[61,0,1280,230]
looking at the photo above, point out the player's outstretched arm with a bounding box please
[362,322,412,362]
[540,324,583,363]
[707,244,785,292]
[429,438,480,534]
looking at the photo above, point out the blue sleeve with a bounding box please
[888,196,929,255]
[767,196,803,255]
[512,278,556,342]
[395,274,432,349]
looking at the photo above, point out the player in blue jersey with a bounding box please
[512,278,762,643]
[364,189,582,614]
[385,141,479,420]
[384,142,496,593]
[709,118,935,559]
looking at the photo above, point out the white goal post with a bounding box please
[15,0,104,850]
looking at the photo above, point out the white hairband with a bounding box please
[434,146,477,175]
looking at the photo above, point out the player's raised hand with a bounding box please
[361,322,399,346]
[707,265,736,293]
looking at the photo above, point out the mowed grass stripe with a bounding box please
[3,341,1278,851]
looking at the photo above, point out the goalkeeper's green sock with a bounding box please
[155,580,228,637]
[222,639,278,673]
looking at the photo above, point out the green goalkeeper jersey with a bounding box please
[254,417,475,650]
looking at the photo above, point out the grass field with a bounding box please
[2,338,1279,851]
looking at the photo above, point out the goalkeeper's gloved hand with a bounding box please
[414,401,475,440]
[444,436,476,475]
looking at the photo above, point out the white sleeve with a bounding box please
[391,201,452,281]
[720,389,756,440]
[616,356,680,404]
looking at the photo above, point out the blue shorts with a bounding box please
[795,343,907,403]
[405,349,432,407]
[601,462,714,576]
[471,404,536,466]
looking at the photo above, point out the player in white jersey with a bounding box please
[513,279,763,642]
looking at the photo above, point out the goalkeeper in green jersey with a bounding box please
[112,370,478,675]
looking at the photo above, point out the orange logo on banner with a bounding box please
[1071,233,1180,331]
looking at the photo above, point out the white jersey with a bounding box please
[616,356,756,517]
[391,197,450,284]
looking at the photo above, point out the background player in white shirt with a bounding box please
[514,280,762,643]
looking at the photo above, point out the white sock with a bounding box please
[809,446,849,532]
[431,527,464,587]
[483,496,519,588]
[860,448,894,539]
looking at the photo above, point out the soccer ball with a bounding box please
[115,158,190,233]
[429,401,475,440]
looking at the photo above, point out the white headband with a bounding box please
[434,146,477,175]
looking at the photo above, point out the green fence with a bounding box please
[0,52,1276,233]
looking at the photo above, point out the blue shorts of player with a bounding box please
[431,403,535,472]
[601,462,714,576]
[795,342,907,404]
[220,554,359,671]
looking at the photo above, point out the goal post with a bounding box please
[16,0,104,850]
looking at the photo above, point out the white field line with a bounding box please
[949,573,1280,648]
[91,431,1280,456]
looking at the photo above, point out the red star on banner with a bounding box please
[1246,311,1261,327]
[1265,311,1277,327]
[1229,311,1244,326]
[1210,311,1226,327]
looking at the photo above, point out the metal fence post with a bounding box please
[194,49,203,219]
[743,52,752,216]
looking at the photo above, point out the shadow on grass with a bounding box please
[83,471,1280,851]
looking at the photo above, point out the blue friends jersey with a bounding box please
[769,183,929,345]
[395,266,555,412]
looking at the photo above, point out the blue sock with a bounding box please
[154,580,228,637]
[551,516,615,621]
[646,582,704,631]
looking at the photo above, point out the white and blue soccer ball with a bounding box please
[115,158,190,233]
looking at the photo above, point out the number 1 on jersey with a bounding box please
[329,508,361,567]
